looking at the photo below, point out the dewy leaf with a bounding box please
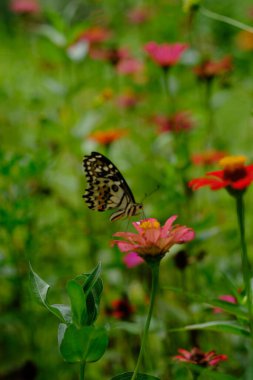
[59,323,108,363]
[29,263,66,323]
[170,320,250,337]
[110,372,160,380]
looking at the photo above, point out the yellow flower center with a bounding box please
[219,156,247,182]
[219,156,246,170]
[139,219,160,230]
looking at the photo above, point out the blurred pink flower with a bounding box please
[174,347,228,367]
[112,216,195,261]
[123,252,144,268]
[10,0,40,14]
[144,42,188,68]
[116,58,144,76]
[152,111,194,133]
[213,295,237,314]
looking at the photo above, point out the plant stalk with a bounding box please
[131,261,160,380]
[79,361,86,380]
[235,194,253,334]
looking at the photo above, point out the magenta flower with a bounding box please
[123,252,144,268]
[10,0,40,14]
[174,347,228,367]
[113,216,195,261]
[144,42,188,68]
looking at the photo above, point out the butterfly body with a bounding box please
[83,152,143,221]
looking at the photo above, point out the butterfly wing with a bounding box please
[83,152,136,216]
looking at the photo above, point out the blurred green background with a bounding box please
[1,0,253,379]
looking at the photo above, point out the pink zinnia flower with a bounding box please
[10,0,40,14]
[144,42,188,68]
[77,26,111,45]
[112,216,195,261]
[174,347,228,367]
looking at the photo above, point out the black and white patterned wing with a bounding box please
[82,152,137,219]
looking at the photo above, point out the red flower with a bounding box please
[191,151,227,166]
[189,156,253,191]
[88,129,127,146]
[174,347,228,367]
[113,216,194,261]
[106,296,135,320]
[194,56,233,81]
[10,0,40,14]
[144,42,188,68]
[152,111,194,133]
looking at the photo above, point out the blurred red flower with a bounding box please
[194,56,233,81]
[127,6,151,24]
[213,295,237,314]
[77,26,111,45]
[113,216,194,261]
[116,90,140,109]
[153,111,194,133]
[191,151,227,166]
[106,296,135,320]
[189,156,253,191]
[88,129,127,146]
[174,347,227,367]
[144,42,188,68]
[10,0,40,14]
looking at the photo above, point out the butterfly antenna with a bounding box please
[141,184,160,203]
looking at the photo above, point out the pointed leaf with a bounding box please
[170,320,250,337]
[29,263,66,322]
[164,286,247,320]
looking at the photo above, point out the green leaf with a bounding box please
[170,320,250,337]
[111,372,160,380]
[75,262,103,325]
[67,280,86,327]
[164,286,247,320]
[59,323,108,363]
[29,263,67,323]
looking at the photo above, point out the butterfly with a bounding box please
[82,152,143,222]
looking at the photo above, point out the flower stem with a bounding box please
[131,261,160,380]
[79,361,86,380]
[162,68,175,112]
[200,7,253,33]
[235,194,253,333]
